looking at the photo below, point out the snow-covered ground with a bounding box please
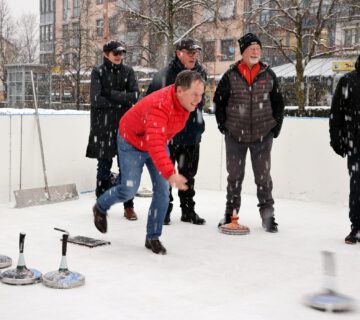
[0,190,359,320]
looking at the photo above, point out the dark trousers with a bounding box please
[348,153,360,229]
[97,157,134,208]
[224,132,274,217]
[168,144,200,210]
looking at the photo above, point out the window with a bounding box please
[218,0,236,20]
[96,0,103,4]
[73,0,80,17]
[63,53,71,65]
[118,0,140,12]
[73,22,80,47]
[203,40,215,62]
[355,24,360,46]
[63,0,69,20]
[49,25,53,41]
[63,25,70,49]
[344,29,353,47]
[109,16,118,35]
[220,39,235,61]
[96,19,104,37]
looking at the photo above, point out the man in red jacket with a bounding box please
[92,70,205,255]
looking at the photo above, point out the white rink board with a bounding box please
[0,111,348,205]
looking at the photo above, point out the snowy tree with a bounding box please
[0,0,16,99]
[55,0,97,109]
[115,0,218,68]
[16,13,39,63]
[245,0,352,113]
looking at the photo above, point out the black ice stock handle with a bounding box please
[19,232,26,253]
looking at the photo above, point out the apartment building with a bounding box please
[195,0,245,78]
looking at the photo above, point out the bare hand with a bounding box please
[168,174,188,190]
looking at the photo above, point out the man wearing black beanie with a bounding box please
[214,32,285,233]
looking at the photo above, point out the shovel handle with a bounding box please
[19,233,26,253]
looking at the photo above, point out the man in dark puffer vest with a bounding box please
[330,54,360,244]
[86,40,139,221]
[146,38,207,225]
[214,33,285,233]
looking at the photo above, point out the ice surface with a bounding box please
[0,190,359,319]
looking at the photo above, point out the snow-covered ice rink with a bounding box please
[0,190,359,320]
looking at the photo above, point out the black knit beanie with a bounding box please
[238,33,262,54]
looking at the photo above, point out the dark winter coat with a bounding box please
[120,85,190,179]
[330,55,360,157]
[146,56,207,145]
[214,61,285,143]
[86,58,139,159]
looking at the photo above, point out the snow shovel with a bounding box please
[13,71,78,208]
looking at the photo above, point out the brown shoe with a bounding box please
[124,207,138,221]
[93,204,107,233]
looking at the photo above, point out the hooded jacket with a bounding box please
[120,85,190,179]
[330,55,360,157]
[86,58,139,159]
[146,56,207,145]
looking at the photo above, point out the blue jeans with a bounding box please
[97,134,170,240]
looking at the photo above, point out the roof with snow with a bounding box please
[272,57,357,78]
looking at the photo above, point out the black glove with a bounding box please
[330,142,346,158]
[101,87,112,97]
[272,124,281,138]
[218,123,227,134]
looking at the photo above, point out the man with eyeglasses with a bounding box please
[86,40,139,221]
[214,33,285,233]
[146,38,207,226]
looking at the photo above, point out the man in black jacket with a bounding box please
[330,55,360,244]
[214,33,285,233]
[146,38,207,225]
[86,40,139,221]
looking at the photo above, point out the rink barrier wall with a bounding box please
[0,112,348,205]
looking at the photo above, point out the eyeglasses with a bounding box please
[111,51,125,57]
[182,50,200,57]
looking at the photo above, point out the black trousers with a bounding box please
[224,132,274,217]
[168,143,200,209]
[348,152,360,229]
[97,157,134,208]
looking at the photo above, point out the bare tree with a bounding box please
[0,0,16,99]
[245,0,351,113]
[116,0,218,68]
[55,0,98,109]
[16,13,39,63]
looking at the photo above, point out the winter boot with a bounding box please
[124,207,138,221]
[95,179,110,198]
[164,203,173,225]
[145,239,167,255]
[345,226,360,244]
[181,207,206,225]
[218,213,233,228]
[262,216,278,233]
[93,204,107,233]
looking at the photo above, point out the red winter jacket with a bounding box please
[120,85,190,179]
